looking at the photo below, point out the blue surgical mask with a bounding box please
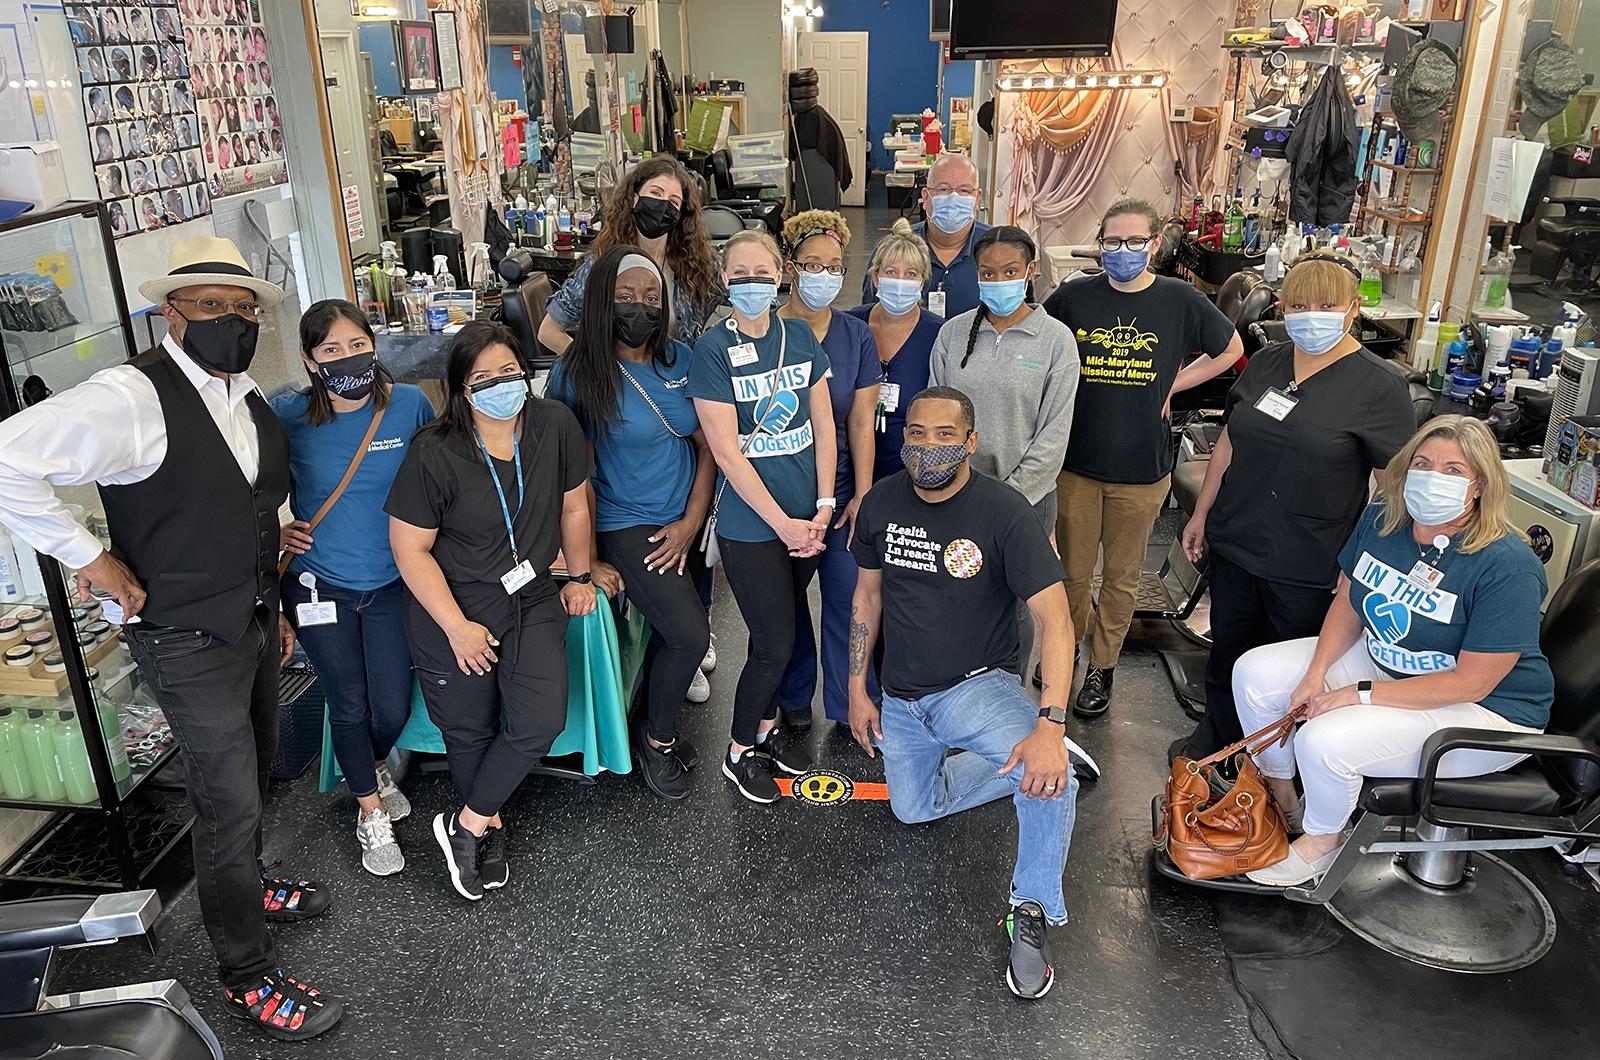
[727,278,777,318]
[1100,247,1150,284]
[795,270,843,311]
[1403,469,1475,526]
[1283,310,1350,355]
[876,276,922,316]
[929,193,976,234]
[978,278,1029,317]
[469,375,529,420]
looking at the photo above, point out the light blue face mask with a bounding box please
[929,193,976,234]
[1403,469,1475,526]
[1283,309,1351,355]
[1100,247,1150,284]
[795,269,843,311]
[876,276,923,316]
[727,278,778,318]
[978,278,1028,317]
[469,375,529,420]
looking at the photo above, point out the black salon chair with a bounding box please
[702,203,751,247]
[0,890,222,1058]
[1532,197,1600,288]
[706,150,785,239]
[1154,557,1600,973]
[496,248,557,373]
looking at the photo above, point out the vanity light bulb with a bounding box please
[1084,75,1098,87]
[1152,74,1167,87]
[1108,75,1122,87]
[1063,76,1077,88]
[1130,75,1144,86]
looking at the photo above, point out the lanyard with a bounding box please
[473,428,525,564]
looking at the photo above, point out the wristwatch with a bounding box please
[816,497,837,510]
[569,572,593,585]
[1356,680,1373,706]
[1038,705,1068,725]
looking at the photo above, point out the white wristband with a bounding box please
[816,497,837,509]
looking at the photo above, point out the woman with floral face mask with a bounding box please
[1174,253,1417,762]
[272,300,435,877]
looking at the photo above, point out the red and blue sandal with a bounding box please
[261,875,333,923]
[226,969,344,1041]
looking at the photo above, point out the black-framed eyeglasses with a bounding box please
[794,261,848,277]
[168,295,263,321]
[1096,237,1153,252]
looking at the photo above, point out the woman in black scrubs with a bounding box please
[386,322,597,901]
[1175,253,1415,759]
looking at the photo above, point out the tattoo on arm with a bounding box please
[849,607,869,676]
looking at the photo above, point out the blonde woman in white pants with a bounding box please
[1232,416,1554,887]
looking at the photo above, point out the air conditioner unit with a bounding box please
[1543,346,1600,467]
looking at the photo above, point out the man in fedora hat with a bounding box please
[0,235,344,1042]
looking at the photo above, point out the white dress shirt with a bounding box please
[0,335,262,570]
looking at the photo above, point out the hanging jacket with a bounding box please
[788,105,854,192]
[1285,67,1359,226]
[650,50,677,151]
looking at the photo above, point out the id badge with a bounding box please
[927,289,946,317]
[500,559,537,595]
[1405,560,1445,590]
[879,381,901,412]
[728,342,759,367]
[296,600,338,627]
[1254,386,1298,421]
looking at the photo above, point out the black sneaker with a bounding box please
[1073,665,1114,718]
[637,734,692,800]
[1033,645,1080,689]
[480,825,509,890]
[261,876,331,922]
[722,749,780,803]
[780,706,813,732]
[675,734,700,771]
[1000,902,1055,1000]
[432,810,484,901]
[226,969,344,1041]
[752,725,812,775]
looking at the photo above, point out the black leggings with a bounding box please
[598,524,711,743]
[718,536,821,746]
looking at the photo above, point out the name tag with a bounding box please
[927,289,946,317]
[1405,560,1445,591]
[878,381,901,412]
[295,601,338,627]
[729,342,759,367]
[1254,386,1298,421]
[501,559,538,595]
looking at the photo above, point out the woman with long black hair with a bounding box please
[386,322,596,901]
[273,300,434,877]
[546,246,716,800]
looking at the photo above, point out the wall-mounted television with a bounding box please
[931,0,951,42]
[949,0,1117,60]
[486,0,534,44]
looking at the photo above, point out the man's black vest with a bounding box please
[98,346,288,641]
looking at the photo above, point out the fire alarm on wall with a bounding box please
[1169,104,1193,122]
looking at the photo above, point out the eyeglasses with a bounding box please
[794,261,848,276]
[169,295,263,321]
[1096,237,1153,252]
[930,185,978,197]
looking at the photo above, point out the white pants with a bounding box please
[1232,638,1540,836]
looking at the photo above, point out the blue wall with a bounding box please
[488,46,528,111]
[817,0,979,172]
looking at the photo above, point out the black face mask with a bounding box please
[612,302,663,349]
[632,196,681,239]
[176,310,259,374]
[316,350,376,401]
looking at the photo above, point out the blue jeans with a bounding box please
[877,668,1078,924]
[281,574,414,799]
[779,518,878,722]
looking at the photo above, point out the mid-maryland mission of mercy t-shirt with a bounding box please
[1044,274,1237,484]
[852,470,1065,699]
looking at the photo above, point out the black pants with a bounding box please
[1189,551,1335,757]
[718,536,821,746]
[124,605,279,989]
[408,585,569,817]
[599,525,710,744]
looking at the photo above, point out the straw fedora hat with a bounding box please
[137,234,285,308]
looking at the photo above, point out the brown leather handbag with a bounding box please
[1154,708,1305,881]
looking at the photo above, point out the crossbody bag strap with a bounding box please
[701,318,789,547]
[277,405,388,576]
[620,363,692,439]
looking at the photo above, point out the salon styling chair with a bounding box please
[496,248,557,373]
[1152,558,1600,973]
[707,150,784,239]
[0,890,223,1059]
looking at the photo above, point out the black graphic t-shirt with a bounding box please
[852,470,1064,699]
[1044,274,1237,483]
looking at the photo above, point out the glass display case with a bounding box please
[0,201,187,889]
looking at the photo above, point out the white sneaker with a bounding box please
[700,635,718,673]
[356,808,405,876]
[373,761,411,821]
[687,668,711,704]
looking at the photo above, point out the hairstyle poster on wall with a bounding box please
[176,0,286,199]
[68,0,210,239]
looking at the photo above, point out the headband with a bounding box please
[1290,251,1362,282]
[788,227,845,256]
[616,252,662,283]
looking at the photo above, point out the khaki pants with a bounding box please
[1055,469,1171,670]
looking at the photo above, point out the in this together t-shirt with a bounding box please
[546,341,699,532]
[852,470,1064,699]
[1044,274,1237,484]
[687,315,831,543]
[1337,504,1554,728]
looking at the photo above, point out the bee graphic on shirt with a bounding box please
[1086,318,1158,353]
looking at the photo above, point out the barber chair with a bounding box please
[1153,558,1600,973]
[707,150,784,239]
[496,248,557,373]
[702,204,751,248]
[1531,197,1600,288]
[0,890,223,1058]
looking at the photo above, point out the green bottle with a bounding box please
[90,684,131,784]
[1222,190,1245,251]
[0,707,33,799]
[21,709,66,802]
[54,710,98,805]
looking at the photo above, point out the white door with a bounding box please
[319,34,378,259]
[797,31,869,208]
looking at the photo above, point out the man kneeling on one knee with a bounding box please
[846,386,1078,1001]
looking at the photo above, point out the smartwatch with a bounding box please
[1038,705,1068,725]
[1356,680,1373,706]
[569,572,593,585]
[816,497,837,510]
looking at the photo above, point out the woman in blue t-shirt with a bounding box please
[1230,416,1553,887]
[772,209,880,731]
[688,229,837,805]
[272,299,435,877]
[547,246,715,800]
